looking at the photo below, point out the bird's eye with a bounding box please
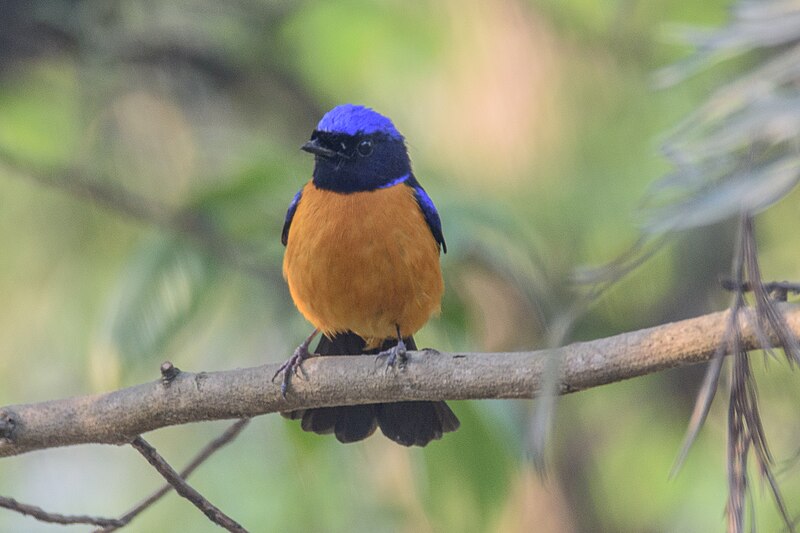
[357,139,373,157]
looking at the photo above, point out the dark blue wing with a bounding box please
[406,175,447,254]
[281,188,303,246]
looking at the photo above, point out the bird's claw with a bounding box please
[377,338,408,371]
[273,344,311,398]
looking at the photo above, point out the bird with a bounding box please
[275,104,460,447]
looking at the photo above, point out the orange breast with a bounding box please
[283,181,444,347]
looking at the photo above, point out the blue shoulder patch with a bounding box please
[281,188,303,246]
[406,175,446,254]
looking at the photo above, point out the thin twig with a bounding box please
[720,279,800,301]
[97,419,250,532]
[130,437,247,532]
[0,495,123,528]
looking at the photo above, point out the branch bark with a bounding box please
[129,437,247,532]
[2,304,799,458]
[98,418,250,532]
[0,496,122,528]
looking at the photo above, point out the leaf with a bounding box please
[643,156,800,234]
[98,233,218,363]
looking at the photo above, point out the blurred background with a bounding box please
[1,0,799,531]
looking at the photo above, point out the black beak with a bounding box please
[301,138,338,159]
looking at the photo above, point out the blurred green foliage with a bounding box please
[1,1,799,532]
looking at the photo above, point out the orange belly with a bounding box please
[283,181,444,348]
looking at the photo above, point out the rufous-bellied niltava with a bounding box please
[274,104,459,446]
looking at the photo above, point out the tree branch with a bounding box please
[0,496,122,528]
[2,304,799,458]
[97,418,250,532]
[129,437,247,532]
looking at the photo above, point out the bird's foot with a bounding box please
[273,330,318,398]
[272,345,309,398]
[377,337,408,371]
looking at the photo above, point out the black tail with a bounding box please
[283,332,460,446]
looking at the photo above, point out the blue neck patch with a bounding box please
[317,104,403,140]
[377,173,410,189]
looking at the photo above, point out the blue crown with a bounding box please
[316,104,403,140]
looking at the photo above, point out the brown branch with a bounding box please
[97,418,250,532]
[2,304,800,459]
[0,495,123,528]
[130,437,247,532]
